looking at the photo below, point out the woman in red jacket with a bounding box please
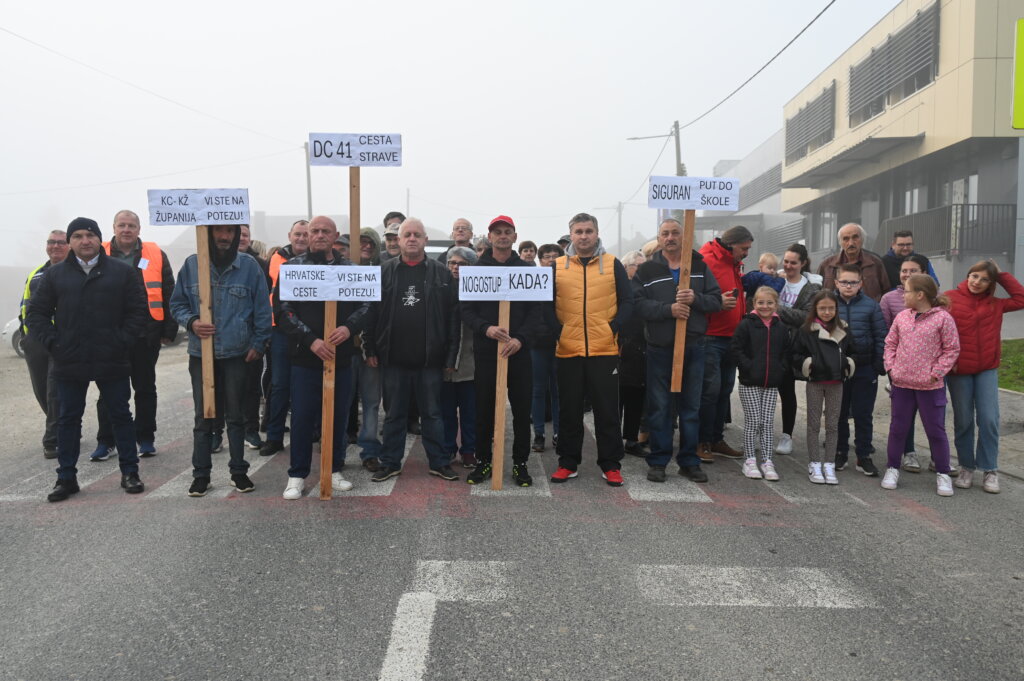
[944,261,1024,494]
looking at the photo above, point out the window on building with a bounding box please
[785,82,836,165]
[816,211,837,251]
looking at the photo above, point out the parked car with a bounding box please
[3,317,24,358]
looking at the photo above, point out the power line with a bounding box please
[621,129,673,204]
[0,25,297,147]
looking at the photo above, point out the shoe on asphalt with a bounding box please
[822,462,838,484]
[371,467,401,483]
[244,432,263,450]
[678,465,708,483]
[742,458,763,479]
[512,463,533,487]
[362,457,381,472]
[647,466,667,483]
[138,441,157,457]
[550,467,578,483]
[259,440,284,457]
[552,434,558,448]
[121,473,145,494]
[211,432,224,453]
[855,458,879,477]
[927,460,960,477]
[762,460,779,482]
[331,471,354,491]
[429,465,460,481]
[47,478,80,502]
[711,440,743,459]
[936,472,954,497]
[982,471,1000,494]
[808,462,825,484]
[835,451,848,471]
[901,452,921,473]
[774,434,793,455]
[43,447,57,460]
[230,473,255,492]
[459,453,478,469]
[954,468,974,489]
[881,467,900,490]
[697,442,715,464]
[89,444,114,462]
[624,440,644,457]
[602,469,624,487]
[466,462,493,485]
[283,477,304,500]
[188,477,212,497]
[532,434,545,453]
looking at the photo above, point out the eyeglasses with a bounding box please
[836,280,861,287]
[47,240,68,246]
[447,260,467,267]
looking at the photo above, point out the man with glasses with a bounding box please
[20,230,69,459]
[818,223,890,301]
[833,263,886,476]
[881,230,939,292]
[439,218,473,264]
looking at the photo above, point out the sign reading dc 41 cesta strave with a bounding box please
[308,133,402,166]
[147,188,250,226]
[278,264,382,302]
[648,176,740,210]
[458,266,554,301]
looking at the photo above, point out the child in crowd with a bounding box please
[882,274,961,496]
[741,252,784,304]
[730,287,791,481]
[791,291,855,484]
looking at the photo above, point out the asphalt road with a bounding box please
[0,344,1022,681]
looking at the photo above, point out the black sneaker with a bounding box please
[47,478,80,502]
[429,465,460,481]
[835,451,848,471]
[244,432,263,450]
[855,458,879,477]
[647,466,667,483]
[371,467,401,482]
[230,473,255,492]
[678,465,708,483]
[532,435,545,453]
[362,457,381,472]
[624,440,645,457]
[259,440,284,457]
[512,463,533,487]
[466,462,493,485]
[552,434,558,448]
[211,432,224,453]
[121,473,145,494]
[188,477,212,497]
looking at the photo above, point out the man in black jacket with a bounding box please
[460,215,542,487]
[349,217,460,482]
[26,217,149,502]
[632,219,722,483]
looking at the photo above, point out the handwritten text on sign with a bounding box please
[278,265,382,302]
[648,176,740,210]
[458,266,554,301]
[147,189,250,226]
[308,133,402,167]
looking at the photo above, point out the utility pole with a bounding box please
[406,187,410,217]
[303,142,313,219]
[627,120,687,229]
[595,202,625,254]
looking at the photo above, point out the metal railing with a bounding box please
[876,204,1016,260]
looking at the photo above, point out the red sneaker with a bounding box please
[602,469,624,487]
[550,467,578,483]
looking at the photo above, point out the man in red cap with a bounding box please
[461,216,542,486]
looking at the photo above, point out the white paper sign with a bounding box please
[278,265,381,302]
[647,176,740,210]
[147,188,250,226]
[308,133,402,167]
[458,266,554,301]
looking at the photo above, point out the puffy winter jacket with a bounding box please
[631,250,722,348]
[699,238,745,337]
[879,286,906,328]
[884,306,960,390]
[729,313,792,388]
[791,319,856,382]
[835,291,886,374]
[944,272,1024,375]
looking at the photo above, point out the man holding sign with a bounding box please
[460,215,541,487]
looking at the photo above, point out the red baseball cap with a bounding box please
[488,215,516,231]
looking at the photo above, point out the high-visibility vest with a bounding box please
[20,262,48,335]
[269,250,290,327]
[104,241,165,321]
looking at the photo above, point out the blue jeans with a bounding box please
[646,340,706,468]
[838,369,878,459]
[380,366,448,470]
[265,329,292,442]
[947,370,1000,471]
[699,336,736,444]
[189,355,249,477]
[531,347,559,438]
[56,377,139,480]
[351,355,381,460]
[441,380,476,456]
[288,363,353,479]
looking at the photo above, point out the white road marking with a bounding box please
[637,565,875,608]
[619,455,714,503]
[471,453,552,497]
[148,449,277,499]
[0,458,122,502]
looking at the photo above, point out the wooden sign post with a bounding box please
[490,301,512,490]
[195,225,217,417]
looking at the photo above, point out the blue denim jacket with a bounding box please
[170,252,272,359]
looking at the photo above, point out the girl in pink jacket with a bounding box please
[882,274,960,497]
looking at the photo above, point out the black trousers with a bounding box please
[474,349,532,465]
[619,384,645,441]
[556,355,623,472]
[243,354,263,434]
[96,336,160,445]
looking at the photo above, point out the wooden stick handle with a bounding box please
[670,210,696,393]
[490,301,511,490]
[196,225,217,418]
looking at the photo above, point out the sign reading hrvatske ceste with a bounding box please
[458,266,554,301]
[308,133,402,166]
[648,176,740,210]
[278,264,381,302]
[147,188,250,226]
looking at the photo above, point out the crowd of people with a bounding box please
[20,212,1024,502]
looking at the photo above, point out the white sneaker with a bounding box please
[742,457,763,479]
[761,460,779,481]
[822,462,838,485]
[881,467,900,490]
[936,473,954,497]
[331,471,354,492]
[774,434,793,455]
[982,471,1000,494]
[954,468,974,489]
[808,462,825,484]
[283,477,304,500]
[901,452,921,473]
